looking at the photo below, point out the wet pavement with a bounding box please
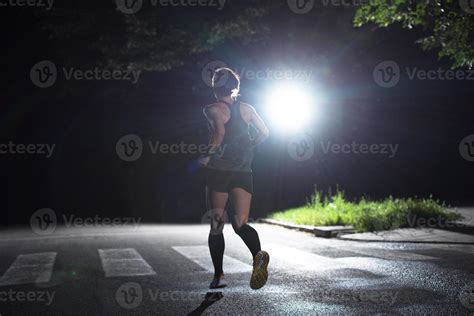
[0,224,473,315]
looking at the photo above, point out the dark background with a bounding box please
[1,1,473,226]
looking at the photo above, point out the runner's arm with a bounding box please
[249,106,270,147]
[203,105,226,154]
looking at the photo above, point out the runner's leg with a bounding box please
[230,187,261,259]
[206,186,228,278]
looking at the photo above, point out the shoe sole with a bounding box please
[209,283,227,289]
[250,251,269,290]
[209,278,227,289]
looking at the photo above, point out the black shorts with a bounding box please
[206,168,253,194]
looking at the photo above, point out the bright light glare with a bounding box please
[265,84,315,132]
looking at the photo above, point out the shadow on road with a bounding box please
[188,292,223,316]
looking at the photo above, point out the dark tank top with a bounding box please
[207,101,254,172]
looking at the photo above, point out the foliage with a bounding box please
[270,190,460,232]
[354,0,474,68]
[32,1,474,71]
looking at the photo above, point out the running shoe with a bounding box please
[250,250,269,289]
[209,274,227,289]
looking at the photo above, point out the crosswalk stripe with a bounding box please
[265,243,346,271]
[98,248,156,277]
[172,246,252,273]
[346,247,436,261]
[0,252,57,286]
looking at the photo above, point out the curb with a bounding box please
[338,236,474,245]
[260,219,474,244]
[259,219,315,233]
[259,219,355,238]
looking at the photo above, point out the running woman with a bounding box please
[199,67,270,290]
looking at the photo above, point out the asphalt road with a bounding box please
[0,224,473,315]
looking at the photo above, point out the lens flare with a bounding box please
[265,84,316,132]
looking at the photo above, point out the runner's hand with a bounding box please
[198,155,210,167]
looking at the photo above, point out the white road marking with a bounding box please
[98,248,156,277]
[346,247,437,261]
[0,252,57,286]
[265,243,347,271]
[172,246,252,273]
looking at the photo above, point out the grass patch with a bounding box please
[270,190,461,233]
